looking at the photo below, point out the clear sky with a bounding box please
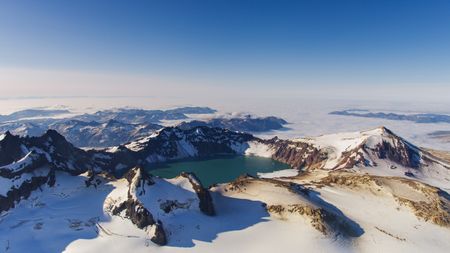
[0,0,449,101]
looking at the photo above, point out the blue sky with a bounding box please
[0,0,449,100]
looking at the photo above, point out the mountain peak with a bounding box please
[43,129,68,143]
[0,131,14,142]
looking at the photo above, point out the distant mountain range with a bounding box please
[176,115,288,132]
[428,131,450,143]
[0,107,288,148]
[330,109,450,123]
[0,109,71,122]
[72,107,217,124]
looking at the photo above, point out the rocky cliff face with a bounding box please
[95,126,255,174]
[0,130,95,175]
[179,172,215,216]
[262,137,327,170]
[151,220,167,246]
[111,167,157,230]
[372,128,421,168]
[108,167,217,246]
[0,169,55,212]
[0,130,95,212]
[331,127,422,170]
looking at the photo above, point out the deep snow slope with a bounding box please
[0,168,448,253]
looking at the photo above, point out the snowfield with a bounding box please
[0,169,448,253]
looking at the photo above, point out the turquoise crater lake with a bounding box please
[147,156,291,187]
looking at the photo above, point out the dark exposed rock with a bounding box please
[0,129,95,175]
[0,151,48,179]
[334,127,422,169]
[333,144,368,169]
[263,137,327,170]
[112,199,155,229]
[373,139,421,168]
[111,168,156,229]
[180,172,215,216]
[0,131,26,167]
[123,167,154,197]
[160,200,191,213]
[0,172,52,212]
[110,167,163,242]
[47,170,56,187]
[0,130,95,213]
[151,220,168,246]
[135,126,254,160]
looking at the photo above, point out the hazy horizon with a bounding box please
[1,0,450,103]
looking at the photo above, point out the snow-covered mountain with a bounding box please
[72,107,216,124]
[0,119,164,148]
[50,119,163,148]
[0,126,449,252]
[0,109,71,122]
[176,115,288,132]
[0,107,290,148]
[269,127,450,190]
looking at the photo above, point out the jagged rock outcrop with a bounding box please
[126,126,255,158]
[111,167,156,228]
[333,127,422,169]
[112,199,155,229]
[151,220,167,246]
[372,130,421,168]
[0,130,95,175]
[0,171,54,212]
[96,126,256,175]
[0,130,94,213]
[263,137,327,169]
[180,172,215,216]
[110,167,167,244]
[108,167,218,246]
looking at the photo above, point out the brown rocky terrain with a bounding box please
[316,172,450,227]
